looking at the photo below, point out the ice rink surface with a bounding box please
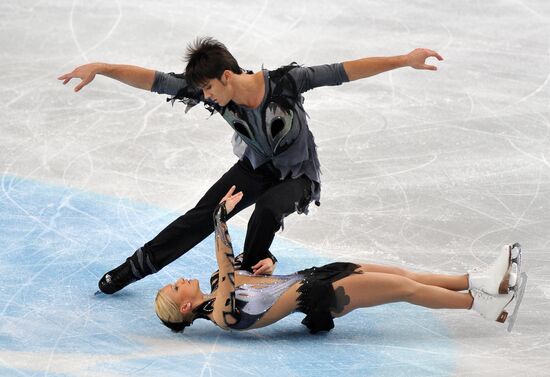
[1,0,549,375]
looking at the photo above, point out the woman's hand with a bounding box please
[58,63,105,92]
[220,185,243,214]
[252,257,276,275]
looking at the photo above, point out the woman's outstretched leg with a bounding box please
[358,264,469,291]
[331,272,472,318]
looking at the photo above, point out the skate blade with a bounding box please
[506,272,528,333]
[507,263,519,291]
[510,243,522,268]
[94,290,105,296]
[500,244,522,293]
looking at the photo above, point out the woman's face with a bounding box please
[160,278,201,307]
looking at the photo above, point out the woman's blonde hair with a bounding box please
[155,290,194,332]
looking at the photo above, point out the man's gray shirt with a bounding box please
[151,63,349,205]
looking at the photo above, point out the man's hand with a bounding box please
[405,48,443,71]
[58,63,104,92]
[220,185,243,214]
[343,48,443,81]
[252,257,276,275]
[58,63,155,92]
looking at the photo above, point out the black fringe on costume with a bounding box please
[297,262,361,334]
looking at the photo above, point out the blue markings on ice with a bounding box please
[0,176,455,376]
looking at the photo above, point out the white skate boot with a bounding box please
[471,290,515,323]
[468,243,522,294]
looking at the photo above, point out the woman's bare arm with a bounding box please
[210,187,244,330]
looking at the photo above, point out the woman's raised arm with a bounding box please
[211,187,243,329]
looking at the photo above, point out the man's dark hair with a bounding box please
[185,37,241,88]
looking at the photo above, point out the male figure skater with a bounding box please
[58,37,443,294]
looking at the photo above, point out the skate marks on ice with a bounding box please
[0,175,456,377]
[1,0,549,375]
[0,337,236,377]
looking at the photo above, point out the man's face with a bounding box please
[201,75,231,106]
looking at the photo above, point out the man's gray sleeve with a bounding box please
[289,63,350,93]
[150,71,187,95]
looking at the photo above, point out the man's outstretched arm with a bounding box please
[343,48,443,81]
[58,63,156,92]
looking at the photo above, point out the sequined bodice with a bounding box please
[229,270,304,330]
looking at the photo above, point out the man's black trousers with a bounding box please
[133,158,313,275]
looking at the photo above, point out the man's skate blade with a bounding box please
[94,290,105,296]
[507,272,527,333]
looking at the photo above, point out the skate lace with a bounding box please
[474,290,492,301]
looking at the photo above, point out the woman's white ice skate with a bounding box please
[470,243,527,332]
[469,243,522,294]
[471,289,514,322]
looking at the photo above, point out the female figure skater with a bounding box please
[155,187,522,334]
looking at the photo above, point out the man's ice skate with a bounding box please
[468,243,522,294]
[96,247,157,295]
[97,260,139,295]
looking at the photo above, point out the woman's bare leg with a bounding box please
[331,272,473,318]
[358,263,468,291]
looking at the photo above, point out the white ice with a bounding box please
[1,0,549,376]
